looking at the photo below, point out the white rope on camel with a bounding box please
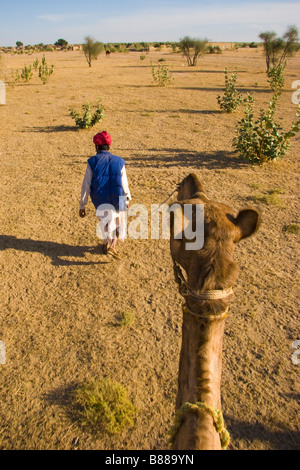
[173,259,234,301]
[191,288,234,300]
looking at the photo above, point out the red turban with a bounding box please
[93,131,112,147]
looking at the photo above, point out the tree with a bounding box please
[259,25,299,73]
[16,41,23,48]
[82,36,104,67]
[179,36,208,66]
[55,38,68,48]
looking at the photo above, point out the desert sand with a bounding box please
[0,47,299,450]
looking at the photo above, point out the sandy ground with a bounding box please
[0,47,299,450]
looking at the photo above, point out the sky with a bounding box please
[0,0,300,46]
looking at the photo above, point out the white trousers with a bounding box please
[96,209,127,242]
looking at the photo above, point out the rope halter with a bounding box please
[173,259,233,320]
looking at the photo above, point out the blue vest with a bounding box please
[88,151,126,211]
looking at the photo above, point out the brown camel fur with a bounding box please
[170,173,260,450]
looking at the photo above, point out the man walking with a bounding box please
[79,131,131,259]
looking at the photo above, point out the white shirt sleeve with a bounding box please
[121,166,131,200]
[79,163,92,210]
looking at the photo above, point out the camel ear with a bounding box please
[235,209,260,241]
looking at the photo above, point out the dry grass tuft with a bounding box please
[285,223,300,234]
[73,378,137,435]
[117,310,136,327]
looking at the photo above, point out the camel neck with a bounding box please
[174,310,226,449]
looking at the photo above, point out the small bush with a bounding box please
[233,92,300,164]
[208,45,222,54]
[217,68,242,113]
[69,98,105,129]
[20,65,33,82]
[73,378,137,435]
[150,61,173,87]
[285,224,300,234]
[38,55,54,84]
[32,59,39,71]
[118,310,136,327]
[8,69,21,87]
[267,63,286,92]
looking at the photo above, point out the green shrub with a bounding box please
[8,69,21,87]
[38,55,54,84]
[233,92,300,164]
[217,68,243,113]
[150,61,173,87]
[20,65,33,82]
[208,45,222,54]
[285,224,300,234]
[267,63,286,92]
[118,310,136,327]
[69,98,105,129]
[32,58,39,71]
[74,378,137,434]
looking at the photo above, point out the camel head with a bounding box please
[170,173,260,315]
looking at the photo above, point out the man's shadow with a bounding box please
[0,235,109,266]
